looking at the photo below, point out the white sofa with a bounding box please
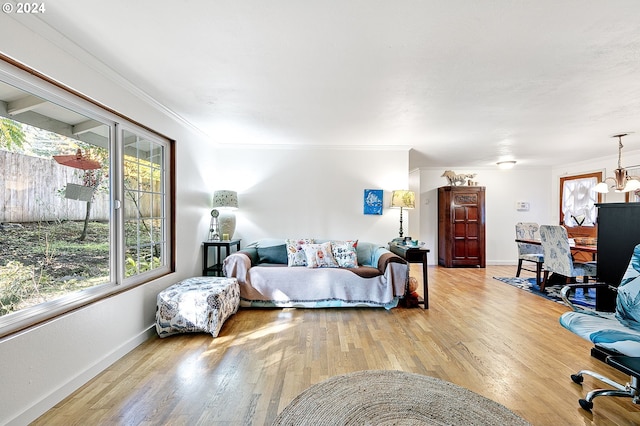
[223,238,408,309]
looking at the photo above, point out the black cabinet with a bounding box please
[596,203,640,311]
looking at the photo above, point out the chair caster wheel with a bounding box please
[579,399,593,411]
[571,374,584,384]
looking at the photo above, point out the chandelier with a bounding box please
[594,133,640,193]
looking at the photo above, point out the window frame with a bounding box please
[0,55,175,339]
[559,171,603,232]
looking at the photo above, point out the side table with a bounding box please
[388,242,430,309]
[203,239,241,276]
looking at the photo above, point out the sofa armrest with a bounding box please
[377,251,408,275]
[375,249,409,297]
[239,247,259,266]
[223,251,254,285]
[371,247,389,269]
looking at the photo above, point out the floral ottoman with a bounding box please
[155,276,240,338]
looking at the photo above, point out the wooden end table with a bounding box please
[388,242,430,309]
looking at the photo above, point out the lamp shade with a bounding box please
[624,178,640,192]
[594,182,610,193]
[212,190,238,209]
[390,190,416,209]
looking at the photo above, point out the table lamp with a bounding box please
[212,190,239,240]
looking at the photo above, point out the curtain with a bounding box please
[562,177,597,227]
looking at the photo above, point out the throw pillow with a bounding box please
[286,238,315,266]
[257,244,288,264]
[302,242,339,268]
[331,240,359,268]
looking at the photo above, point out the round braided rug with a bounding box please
[273,370,530,425]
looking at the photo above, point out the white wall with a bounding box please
[413,167,553,265]
[0,17,411,426]
[203,147,409,246]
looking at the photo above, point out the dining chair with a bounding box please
[538,225,598,291]
[515,222,544,286]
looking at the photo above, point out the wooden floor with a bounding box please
[34,265,640,425]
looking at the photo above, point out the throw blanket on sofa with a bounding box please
[223,239,408,309]
[240,262,407,308]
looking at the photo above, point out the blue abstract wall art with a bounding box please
[364,189,383,215]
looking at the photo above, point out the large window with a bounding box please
[0,58,173,337]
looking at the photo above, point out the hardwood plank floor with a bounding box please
[34,265,640,425]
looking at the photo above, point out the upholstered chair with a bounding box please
[559,244,640,411]
[515,222,544,286]
[539,225,597,291]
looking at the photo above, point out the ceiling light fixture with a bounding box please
[594,133,640,193]
[496,160,516,169]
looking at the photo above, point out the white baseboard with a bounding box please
[486,260,518,266]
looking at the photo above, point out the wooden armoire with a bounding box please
[438,186,486,267]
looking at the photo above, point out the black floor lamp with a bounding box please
[390,190,415,239]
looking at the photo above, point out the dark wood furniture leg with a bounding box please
[420,250,428,309]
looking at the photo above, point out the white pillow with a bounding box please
[331,240,359,268]
[286,238,315,266]
[302,242,339,268]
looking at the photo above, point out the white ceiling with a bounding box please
[19,0,640,169]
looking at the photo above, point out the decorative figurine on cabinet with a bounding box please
[441,170,477,186]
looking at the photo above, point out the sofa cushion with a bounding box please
[302,242,339,268]
[286,238,315,266]
[332,240,359,268]
[356,242,379,266]
[257,244,288,265]
[246,238,287,249]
